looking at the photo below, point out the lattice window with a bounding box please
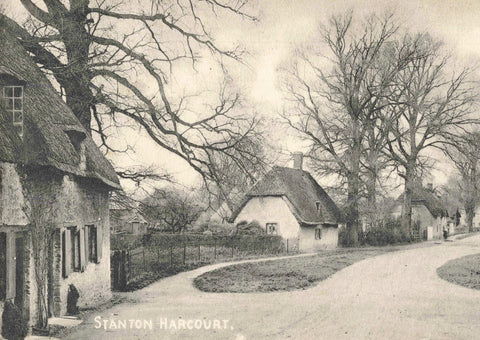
[2,86,23,137]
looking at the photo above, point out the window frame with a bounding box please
[69,226,81,272]
[87,225,98,264]
[2,85,24,137]
[266,222,278,235]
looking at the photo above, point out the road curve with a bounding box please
[64,235,480,340]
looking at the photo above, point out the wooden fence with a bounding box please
[111,234,297,291]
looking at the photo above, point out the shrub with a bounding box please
[2,300,28,340]
[236,220,264,235]
[339,218,411,247]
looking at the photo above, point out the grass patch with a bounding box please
[194,244,428,293]
[453,232,480,241]
[437,253,480,290]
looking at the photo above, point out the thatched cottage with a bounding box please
[0,28,120,330]
[391,184,447,240]
[231,153,342,251]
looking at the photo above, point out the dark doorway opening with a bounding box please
[14,234,24,309]
[0,232,6,301]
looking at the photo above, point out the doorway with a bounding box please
[14,234,24,309]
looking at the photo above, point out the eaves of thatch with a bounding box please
[0,27,120,190]
[230,166,343,225]
[396,188,447,219]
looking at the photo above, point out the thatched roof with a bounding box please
[110,208,148,224]
[396,187,447,218]
[231,166,342,225]
[0,27,120,189]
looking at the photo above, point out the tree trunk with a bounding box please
[366,172,377,227]
[402,163,415,234]
[57,9,94,130]
[465,201,475,233]
[345,129,361,246]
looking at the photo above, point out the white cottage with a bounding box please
[231,154,342,251]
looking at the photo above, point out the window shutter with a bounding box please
[6,232,15,300]
[96,226,103,262]
[79,227,86,271]
[84,226,90,263]
[64,228,72,277]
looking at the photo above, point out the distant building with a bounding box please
[391,184,447,240]
[231,153,342,251]
[0,29,120,330]
[110,208,148,235]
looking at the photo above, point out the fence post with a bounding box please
[198,244,201,262]
[170,244,173,268]
[183,242,186,266]
[127,249,131,282]
[214,239,217,260]
[286,239,289,253]
[231,240,234,257]
[142,247,146,271]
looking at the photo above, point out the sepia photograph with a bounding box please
[1,0,480,339]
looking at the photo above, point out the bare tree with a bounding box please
[1,0,263,187]
[383,33,477,232]
[140,187,204,233]
[281,12,409,245]
[443,132,480,232]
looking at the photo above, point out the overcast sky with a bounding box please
[114,0,480,191]
[6,0,480,192]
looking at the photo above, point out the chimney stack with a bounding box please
[292,152,303,170]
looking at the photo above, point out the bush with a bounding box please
[236,220,264,235]
[2,300,28,340]
[339,218,411,247]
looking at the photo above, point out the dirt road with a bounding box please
[64,235,480,340]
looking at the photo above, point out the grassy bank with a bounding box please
[194,243,432,293]
[437,253,480,290]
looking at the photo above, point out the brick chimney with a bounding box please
[292,152,303,170]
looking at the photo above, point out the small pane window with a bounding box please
[2,86,24,137]
[315,228,322,240]
[13,111,22,123]
[266,223,278,235]
[13,87,22,97]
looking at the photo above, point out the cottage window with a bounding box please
[266,223,278,235]
[315,228,322,240]
[69,227,81,272]
[86,225,98,263]
[2,86,24,137]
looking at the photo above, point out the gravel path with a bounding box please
[63,235,480,340]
